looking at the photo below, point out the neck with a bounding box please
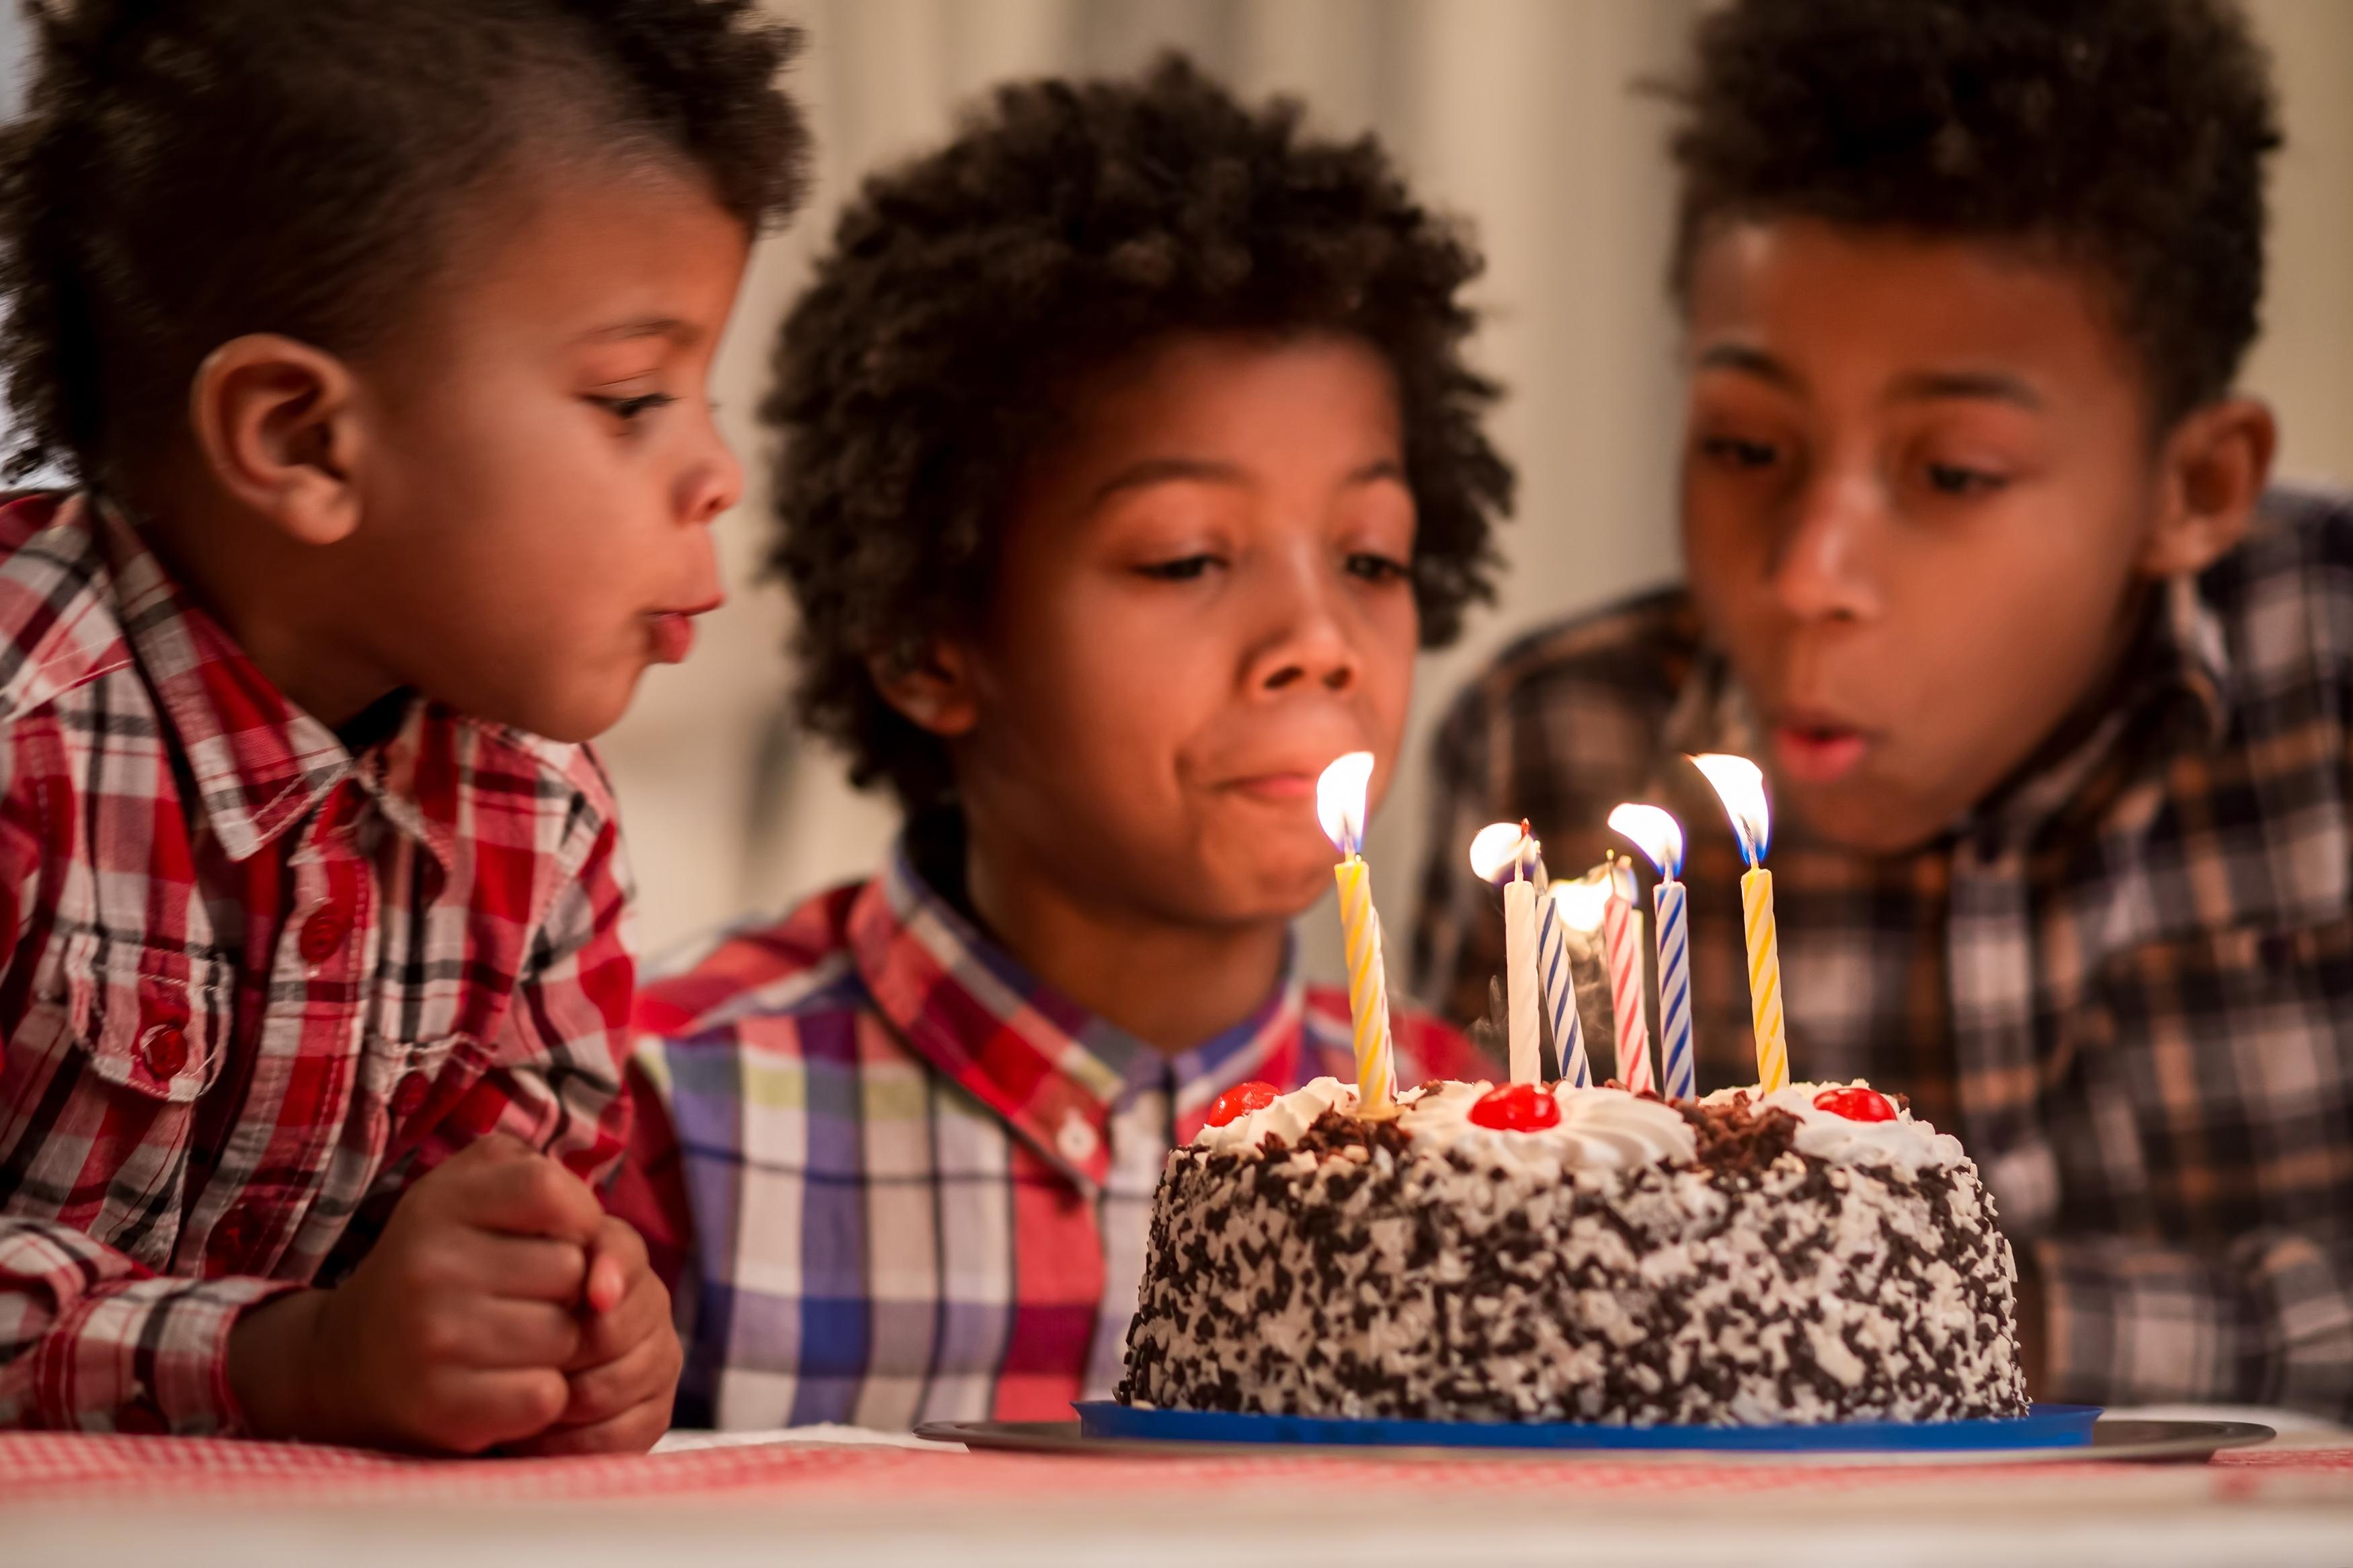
[122,474,401,729]
[960,816,1291,1059]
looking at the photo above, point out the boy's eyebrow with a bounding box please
[1698,343,2044,411]
[1695,342,1800,389]
[1886,369,2045,410]
[577,317,699,347]
[1088,456,1408,507]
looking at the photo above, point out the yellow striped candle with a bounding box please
[1318,751,1394,1115]
[1692,753,1789,1091]
[1741,866,1788,1092]
[1333,855,1396,1110]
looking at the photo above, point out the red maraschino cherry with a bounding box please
[1207,1081,1281,1127]
[1813,1085,1897,1123]
[1468,1082,1562,1132]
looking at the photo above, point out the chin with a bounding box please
[470,682,633,746]
[1780,782,1950,858]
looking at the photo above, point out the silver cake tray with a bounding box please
[914,1416,2274,1467]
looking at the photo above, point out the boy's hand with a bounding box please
[229,1135,604,1453]
[505,1216,681,1456]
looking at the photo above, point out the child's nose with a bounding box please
[1246,571,1361,696]
[1770,471,1884,624]
[681,423,745,528]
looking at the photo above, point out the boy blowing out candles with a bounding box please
[608,58,1506,1430]
[1416,0,2353,1419]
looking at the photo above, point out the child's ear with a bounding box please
[188,333,366,548]
[2138,396,2276,578]
[871,641,980,737]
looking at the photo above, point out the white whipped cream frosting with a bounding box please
[1193,1075,1358,1155]
[1705,1080,1966,1174]
[1398,1081,1696,1172]
[1194,1075,1964,1176]
[1192,1075,1692,1171]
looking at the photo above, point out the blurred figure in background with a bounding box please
[611,57,1508,1430]
[1416,0,2353,1419]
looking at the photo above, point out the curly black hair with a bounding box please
[1663,0,2280,428]
[768,54,1513,814]
[0,0,809,485]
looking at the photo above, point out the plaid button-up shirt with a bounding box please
[1414,485,2353,1419]
[0,493,636,1435]
[613,832,1480,1432]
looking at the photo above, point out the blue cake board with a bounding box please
[1074,1401,2100,1452]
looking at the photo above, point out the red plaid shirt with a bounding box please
[0,493,636,1435]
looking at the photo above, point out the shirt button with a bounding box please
[1055,1111,1100,1163]
[140,1021,189,1079]
[391,1073,429,1124]
[298,905,351,964]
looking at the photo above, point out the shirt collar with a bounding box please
[93,499,363,862]
[848,829,1307,1192]
[0,492,136,722]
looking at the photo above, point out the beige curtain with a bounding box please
[574,0,2353,977]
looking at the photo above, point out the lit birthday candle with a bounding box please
[1566,858,1654,1095]
[1546,871,1611,1089]
[1607,804,1694,1100]
[1468,822,1587,1086]
[1317,751,1394,1114]
[1691,753,1788,1092]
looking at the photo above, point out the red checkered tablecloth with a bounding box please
[0,1431,2348,1508]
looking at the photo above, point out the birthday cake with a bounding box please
[1113,1077,2028,1426]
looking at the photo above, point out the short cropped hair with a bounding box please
[0,0,810,485]
[1663,0,2280,428]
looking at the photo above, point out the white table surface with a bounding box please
[7,1406,2349,1568]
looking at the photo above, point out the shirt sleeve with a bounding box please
[416,803,638,1188]
[0,1219,305,1433]
[2034,1229,2353,1419]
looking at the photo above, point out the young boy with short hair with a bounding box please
[1416,0,2352,1416]
[612,57,1511,1430]
[0,0,807,1451]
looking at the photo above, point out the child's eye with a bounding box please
[1924,462,2006,497]
[590,392,678,424]
[1135,555,1223,581]
[1700,435,1778,470]
[1347,552,1412,585]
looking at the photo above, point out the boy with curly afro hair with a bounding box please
[1419,0,2353,1418]
[0,0,805,1451]
[610,56,1511,1428]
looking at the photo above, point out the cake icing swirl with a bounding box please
[1707,1080,1965,1175]
[1398,1081,1696,1172]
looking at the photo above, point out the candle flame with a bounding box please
[1689,753,1772,865]
[1316,751,1376,858]
[1607,803,1685,880]
[1601,854,1640,904]
[1467,821,1533,884]
[1550,870,1611,934]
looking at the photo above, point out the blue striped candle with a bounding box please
[1607,802,1693,1102]
[1534,887,1590,1087]
[1652,876,1695,1099]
